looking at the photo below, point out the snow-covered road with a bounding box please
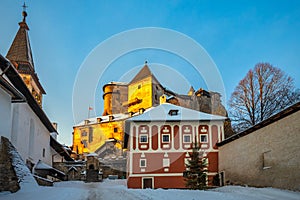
[1,179,300,200]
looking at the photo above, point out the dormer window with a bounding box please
[139,108,145,114]
[109,115,114,121]
[97,117,102,123]
[168,109,179,116]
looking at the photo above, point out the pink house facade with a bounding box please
[124,103,226,189]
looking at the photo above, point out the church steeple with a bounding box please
[7,3,34,69]
[6,3,46,107]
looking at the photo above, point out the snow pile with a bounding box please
[7,138,38,191]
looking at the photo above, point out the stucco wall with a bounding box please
[219,110,300,191]
[11,103,52,166]
[0,87,12,139]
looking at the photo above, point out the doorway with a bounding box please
[143,177,153,189]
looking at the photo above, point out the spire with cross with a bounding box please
[22,2,28,22]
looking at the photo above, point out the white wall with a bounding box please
[0,87,12,139]
[11,103,52,166]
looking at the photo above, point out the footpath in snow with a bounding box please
[0,179,300,200]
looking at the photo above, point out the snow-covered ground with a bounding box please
[1,179,299,200]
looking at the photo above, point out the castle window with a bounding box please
[81,130,87,137]
[140,159,146,167]
[42,148,45,157]
[82,140,87,147]
[138,84,141,89]
[114,127,118,133]
[140,135,148,143]
[162,134,170,143]
[200,134,208,143]
[88,127,93,143]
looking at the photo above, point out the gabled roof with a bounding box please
[126,103,226,122]
[130,63,157,84]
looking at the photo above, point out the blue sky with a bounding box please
[1,0,300,145]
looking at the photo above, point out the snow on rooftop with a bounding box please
[86,152,98,157]
[127,103,226,122]
[74,113,130,126]
[34,160,53,170]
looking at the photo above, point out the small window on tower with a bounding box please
[114,127,118,133]
[138,84,141,89]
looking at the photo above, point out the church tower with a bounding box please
[6,4,46,107]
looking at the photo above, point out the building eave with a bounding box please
[50,136,73,161]
[0,74,25,102]
[0,54,56,133]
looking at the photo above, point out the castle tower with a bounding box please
[126,61,163,114]
[187,86,195,96]
[6,5,46,107]
[102,82,128,116]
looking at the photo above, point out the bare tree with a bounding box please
[229,62,300,132]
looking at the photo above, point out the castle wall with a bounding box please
[73,119,125,155]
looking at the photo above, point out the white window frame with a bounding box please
[162,134,170,143]
[140,159,147,167]
[140,134,148,143]
[183,134,191,143]
[200,134,208,143]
